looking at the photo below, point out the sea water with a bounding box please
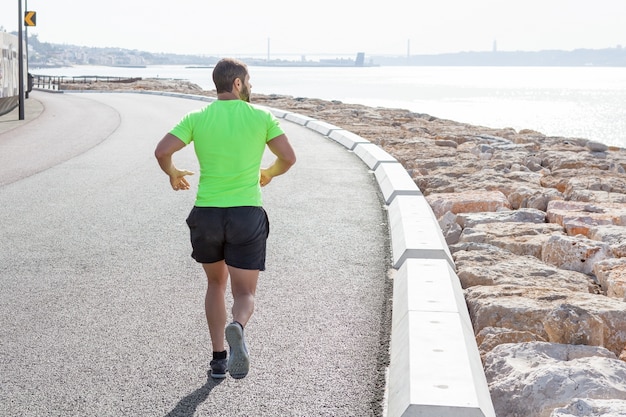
[33,65,626,147]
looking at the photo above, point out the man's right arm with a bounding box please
[154,133,194,191]
[260,134,296,187]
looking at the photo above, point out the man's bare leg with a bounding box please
[202,261,229,352]
[224,265,258,379]
[228,265,259,328]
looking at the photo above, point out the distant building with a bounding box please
[0,31,23,115]
[355,52,365,67]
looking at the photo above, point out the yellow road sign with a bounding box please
[24,11,36,27]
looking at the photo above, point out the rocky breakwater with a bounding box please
[60,79,626,416]
[254,95,626,417]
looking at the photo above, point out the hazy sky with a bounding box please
[2,0,625,56]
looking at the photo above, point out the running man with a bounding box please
[154,58,296,379]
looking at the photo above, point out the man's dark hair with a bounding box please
[213,58,248,94]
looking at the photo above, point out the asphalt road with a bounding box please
[0,91,393,417]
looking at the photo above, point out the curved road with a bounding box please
[0,92,392,417]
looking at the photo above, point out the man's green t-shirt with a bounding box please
[170,100,284,207]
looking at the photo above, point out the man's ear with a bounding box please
[233,77,242,92]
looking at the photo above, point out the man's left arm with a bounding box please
[260,134,296,187]
[154,133,194,191]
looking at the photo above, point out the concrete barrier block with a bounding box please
[267,107,291,119]
[391,259,466,328]
[306,120,341,136]
[328,129,370,150]
[189,94,214,102]
[387,311,496,417]
[161,92,213,102]
[387,259,496,417]
[285,112,316,126]
[387,195,453,269]
[353,143,397,170]
[374,162,422,204]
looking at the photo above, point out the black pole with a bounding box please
[25,0,29,99]
[18,0,25,120]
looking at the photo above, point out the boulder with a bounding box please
[508,185,563,211]
[565,175,626,197]
[589,225,626,257]
[542,234,613,275]
[566,189,626,204]
[484,342,626,417]
[546,200,626,238]
[593,258,626,300]
[587,141,610,153]
[456,208,546,228]
[460,221,565,259]
[454,244,596,292]
[434,139,457,148]
[476,326,546,358]
[541,168,625,194]
[544,153,611,172]
[465,285,626,356]
[425,190,511,218]
[551,398,626,417]
[437,210,462,244]
[543,304,607,347]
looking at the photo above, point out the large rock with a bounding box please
[589,224,626,257]
[507,185,563,211]
[453,244,596,292]
[540,151,612,172]
[437,211,463,244]
[425,190,511,218]
[440,168,539,197]
[567,189,626,203]
[476,326,545,358]
[593,258,626,300]
[543,304,606,347]
[460,221,565,258]
[564,174,626,198]
[550,398,626,416]
[456,208,546,228]
[539,164,626,196]
[546,200,626,237]
[542,234,614,275]
[485,342,626,417]
[465,285,626,356]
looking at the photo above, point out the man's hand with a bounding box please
[169,169,194,191]
[155,133,193,191]
[260,169,272,187]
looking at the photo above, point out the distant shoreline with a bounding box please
[25,32,626,68]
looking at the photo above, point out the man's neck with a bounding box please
[217,92,240,101]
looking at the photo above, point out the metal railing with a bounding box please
[32,75,141,91]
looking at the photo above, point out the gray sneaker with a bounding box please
[209,358,228,379]
[225,322,249,379]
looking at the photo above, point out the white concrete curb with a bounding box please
[388,259,494,417]
[328,129,371,150]
[374,162,423,205]
[387,195,454,270]
[285,112,316,126]
[354,142,398,170]
[305,119,341,136]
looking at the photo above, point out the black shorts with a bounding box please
[186,206,270,271]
